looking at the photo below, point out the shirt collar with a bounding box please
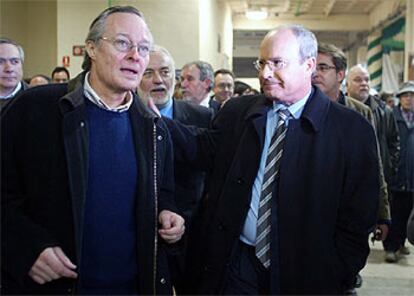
[83,72,133,113]
[272,89,311,119]
[199,94,211,108]
[0,82,22,99]
[158,97,174,119]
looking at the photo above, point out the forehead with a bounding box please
[104,12,152,42]
[148,51,173,68]
[54,71,68,77]
[317,53,334,64]
[350,68,369,79]
[0,43,20,57]
[260,29,299,60]
[182,64,200,77]
[215,73,233,82]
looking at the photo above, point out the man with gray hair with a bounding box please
[1,6,184,295]
[0,38,28,113]
[180,60,214,108]
[166,25,379,294]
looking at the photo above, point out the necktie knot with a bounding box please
[277,108,291,122]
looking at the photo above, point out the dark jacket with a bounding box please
[1,82,176,295]
[365,95,400,183]
[390,107,414,192]
[173,99,213,223]
[0,80,29,115]
[168,87,379,295]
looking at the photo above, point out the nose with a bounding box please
[152,71,163,83]
[260,64,274,80]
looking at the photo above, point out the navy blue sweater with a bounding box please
[80,101,138,294]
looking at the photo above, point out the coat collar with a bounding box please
[245,86,330,133]
[59,73,159,122]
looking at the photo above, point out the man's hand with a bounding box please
[158,210,185,244]
[374,224,389,241]
[28,247,78,284]
[147,98,161,117]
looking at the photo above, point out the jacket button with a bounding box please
[80,121,85,127]
[237,178,244,185]
[157,135,163,141]
[160,278,166,284]
[67,288,72,293]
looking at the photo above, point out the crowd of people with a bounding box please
[1,5,413,296]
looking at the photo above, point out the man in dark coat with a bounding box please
[384,81,414,261]
[0,37,29,114]
[1,6,184,295]
[167,25,379,295]
[138,44,213,293]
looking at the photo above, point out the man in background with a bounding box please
[51,66,70,83]
[210,69,235,112]
[180,61,214,109]
[0,38,28,113]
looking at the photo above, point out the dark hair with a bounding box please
[82,6,151,71]
[51,66,70,79]
[182,61,214,91]
[234,81,252,96]
[214,69,235,80]
[0,37,25,62]
[30,74,51,83]
[318,43,347,72]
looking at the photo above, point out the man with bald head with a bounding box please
[347,65,399,188]
[167,25,379,295]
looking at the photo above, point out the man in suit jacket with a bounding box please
[1,6,184,295]
[0,38,29,114]
[138,45,213,292]
[209,69,236,113]
[167,25,379,295]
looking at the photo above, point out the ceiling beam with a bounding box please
[345,0,358,12]
[233,14,371,31]
[324,0,336,17]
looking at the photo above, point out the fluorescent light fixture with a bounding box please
[245,9,268,20]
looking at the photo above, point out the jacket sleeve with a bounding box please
[408,207,414,245]
[386,107,400,177]
[1,99,60,286]
[335,116,380,286]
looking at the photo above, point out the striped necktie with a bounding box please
[255,108,291,268]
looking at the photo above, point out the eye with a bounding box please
[160,69,171,77]
[271,59,284,68]
[143,70,153,78]
[114,39,130,50]
[10,58,21,65]
[138,45,150,55]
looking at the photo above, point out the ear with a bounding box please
[85,40,97,61]
[305,57,316,75]
[202,78,212,90]
[337,70,345,83]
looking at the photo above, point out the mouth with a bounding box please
[120,68,139,75]
[150,87,167,95]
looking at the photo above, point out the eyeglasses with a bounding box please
[100,37,150,57]
[315,64,336,73]
[216,83,234,90]
[253,59,288,72]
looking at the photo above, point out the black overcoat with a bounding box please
[1,82,176,295]
[169,87,380,295]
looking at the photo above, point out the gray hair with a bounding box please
[82,5,152,71]
[182,61,214,91]
[0,38,25,63]
[150,45,176,73]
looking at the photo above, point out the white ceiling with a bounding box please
[227,0,386,19]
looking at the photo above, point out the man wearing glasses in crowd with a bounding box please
[166,25,379,295]
[1,6,184,295]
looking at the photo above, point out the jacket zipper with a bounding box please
[152,122,158,295]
